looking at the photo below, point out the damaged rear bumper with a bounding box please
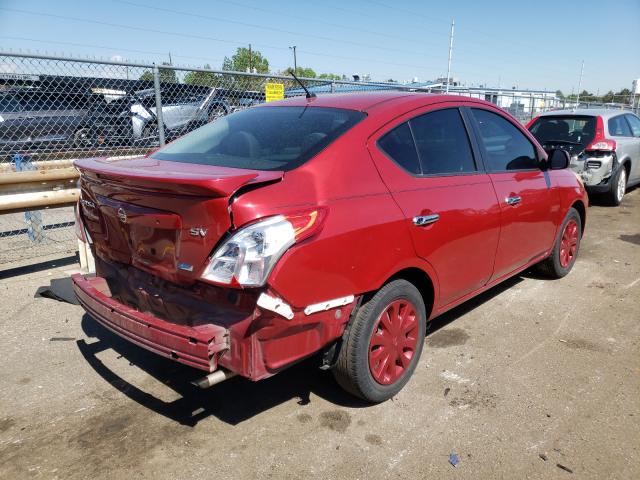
[72,274,230,372]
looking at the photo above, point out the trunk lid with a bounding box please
[75,156,283,284]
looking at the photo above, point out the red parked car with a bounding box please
[72,92,587,402]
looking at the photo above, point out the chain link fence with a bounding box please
[1,52,638,267]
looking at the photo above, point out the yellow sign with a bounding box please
[265,83,285,102]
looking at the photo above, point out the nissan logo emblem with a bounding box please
[117,208,127,223]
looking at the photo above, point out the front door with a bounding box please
[467,107,558,280]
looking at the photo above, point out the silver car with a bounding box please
[130,88,229,141]
[528,109,640,205]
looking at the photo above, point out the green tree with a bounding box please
[184,64,224,87]
[602,90,615,103]
[318,73,343,81]
[285,67,317,78]
[555,90,564,98]
[222,47,269,73]
[138,62,177,83]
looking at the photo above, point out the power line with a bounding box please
[112,0,444,60]
[158,0,442,45]
[0,35,226,65]
[362,0,585,64]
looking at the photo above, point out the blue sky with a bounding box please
[1,0,639,93]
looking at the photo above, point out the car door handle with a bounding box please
[413,214,440,226]
[505,196,521,206]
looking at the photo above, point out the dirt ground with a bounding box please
[1,188,639,480]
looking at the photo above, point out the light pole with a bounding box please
[289,45,297,73]
[574,60,584,110]
[445,19,454,94]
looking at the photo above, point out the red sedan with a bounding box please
[72,92,587,402]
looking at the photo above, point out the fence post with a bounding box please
[529,93,534,121]
[153,64,166,147]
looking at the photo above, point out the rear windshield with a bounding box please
[529,115,596,147]
[151,106,366,171]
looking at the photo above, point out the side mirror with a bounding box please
[548,149,570,170]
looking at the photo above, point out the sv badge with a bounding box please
[189,227,208,238]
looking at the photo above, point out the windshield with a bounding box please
[151,106,366,171]
[529,115,596,147]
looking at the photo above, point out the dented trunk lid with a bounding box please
[75,156,283,284]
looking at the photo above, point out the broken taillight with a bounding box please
[201,208,326,287]
[585,116,616,152]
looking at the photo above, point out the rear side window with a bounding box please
[377,122,421,174]
[410,108,476,174]
[471,108,537,171]
[151,106,365,171]
[625,114,640,137]
[608,115,633,137]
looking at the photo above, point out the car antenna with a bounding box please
[289,71,316,99]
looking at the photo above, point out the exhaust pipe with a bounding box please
[191,368,237,389]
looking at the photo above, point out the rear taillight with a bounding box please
[585,116,616,151]
[201,208,326,287]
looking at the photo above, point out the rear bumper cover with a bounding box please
[72,274,229,372]
[73,270,355,380]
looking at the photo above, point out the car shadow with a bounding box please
[425,275,524,335]
[76,273,528,427]
[76,314,367,427]
[588,183,638,207]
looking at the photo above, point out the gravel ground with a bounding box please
[0,188,638,480]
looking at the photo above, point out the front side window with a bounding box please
[471,108,537,171]
[151,106,365,171]
[409,108,476,174]
[608,115,632,137]
[625,114,640,137]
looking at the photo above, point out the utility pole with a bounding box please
[574,60,584,110]
[289,45,297,73]
[446,19,455,94]
[248,44,252,73]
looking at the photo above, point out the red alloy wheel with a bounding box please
[559,219,579,268]
[368,299,420,385]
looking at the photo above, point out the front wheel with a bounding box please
[332,279,426,403]
[536,207,582,278]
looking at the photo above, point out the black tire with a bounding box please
[332,279,426,403]
[606,165,627,206]
[536,207,582,279]
[72,128,92,148]
[142,123,160,146]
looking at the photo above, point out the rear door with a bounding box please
[468,107,558,280]
[608,115,636,179]
[367,104,501,306]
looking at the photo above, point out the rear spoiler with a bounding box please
[74,156,284,197]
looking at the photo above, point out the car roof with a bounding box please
[538,108,635,119]
[263,91,492,112]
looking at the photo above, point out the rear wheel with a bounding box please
[333,279,426,403]
[607,166,627,206]
[537,207,582,278]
